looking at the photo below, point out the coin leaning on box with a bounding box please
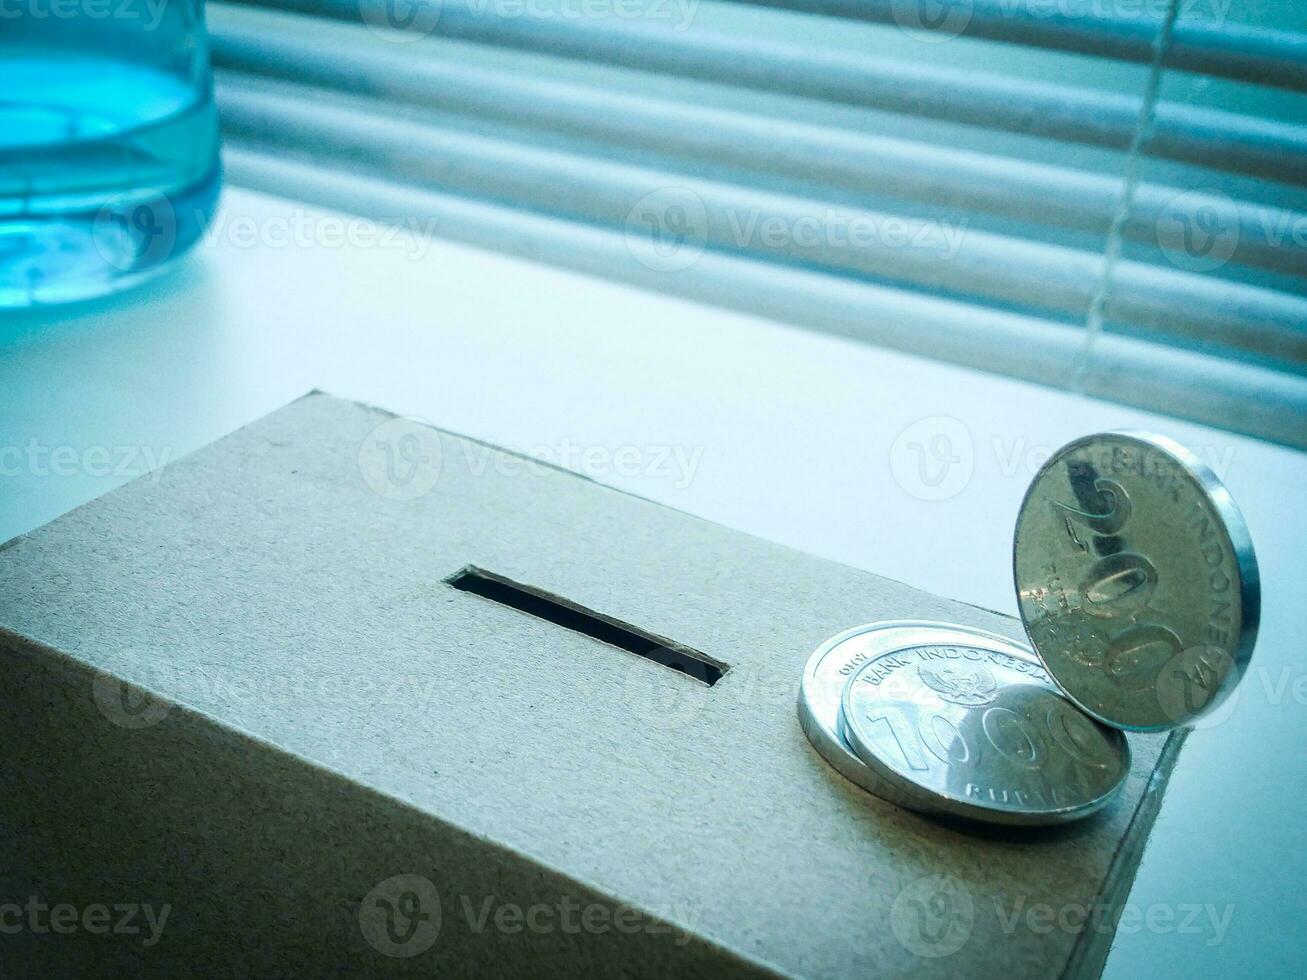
[798,431,1260,826]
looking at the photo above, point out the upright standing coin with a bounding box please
[1014,431,1259,732]
[839,634,1129,825]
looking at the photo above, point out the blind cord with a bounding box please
[1072,0,1183,394]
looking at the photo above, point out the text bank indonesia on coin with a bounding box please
[799,623,1128,825]
[1014,431,1259,732]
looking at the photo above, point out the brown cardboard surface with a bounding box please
[0,392,1179,977]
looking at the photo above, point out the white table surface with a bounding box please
[2,188,1303,977]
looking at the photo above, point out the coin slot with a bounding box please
[445,566,727,686]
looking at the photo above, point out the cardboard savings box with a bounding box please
[0,393,1181,977]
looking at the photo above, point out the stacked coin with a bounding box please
[798,431,1259,826]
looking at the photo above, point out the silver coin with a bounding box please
[1013,431,1259,732]
[799,622,999,799]
[798,621,1127,824]
[839,633,1130,825]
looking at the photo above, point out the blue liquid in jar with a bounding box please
[0,14,221,307]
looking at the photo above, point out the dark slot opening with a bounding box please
[445,567,726,687]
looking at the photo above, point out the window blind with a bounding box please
[207,0,1307,448]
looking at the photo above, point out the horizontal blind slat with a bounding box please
[207,4,1307,278]
[209,0,1307,447]
[216,74,1307,368]
[226,0,1307,186]
[221,143,1307,450]
[723,0,1307,91]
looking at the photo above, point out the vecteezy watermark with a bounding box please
[467,0,697,28]
[358,0,697,42]
[0,439,173,481]
[0,0,170,31]
[987,435,1236,483]
[1155,189,1307,273]
[1154,644,1239,729]
[92,669,174,730]
[475,439,703,489]
[357,417,446,501]
[620,656,821,726]
[888,1,1236,43]
[359,873,702,957]
[887,419,1238,501]
[360,875,443,958]
[1155,189,1241,274]
[889,416,975,502]
[91,190,441,270]
[0,897,171,947]
[359,0,444,42]
[625,188,710,273]
[91,190,180,275]
[457,894,700,947]
[995,896,1234,947]
[92,655,451,731]
[890,873,974,958]
[623,187,968,274]
[1151,660,1307,732]
[200,208,440,260]
[614,644,734,724]
[357,416,706,500]
[889,0,974,42]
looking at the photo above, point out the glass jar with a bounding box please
[0,0,222,306]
